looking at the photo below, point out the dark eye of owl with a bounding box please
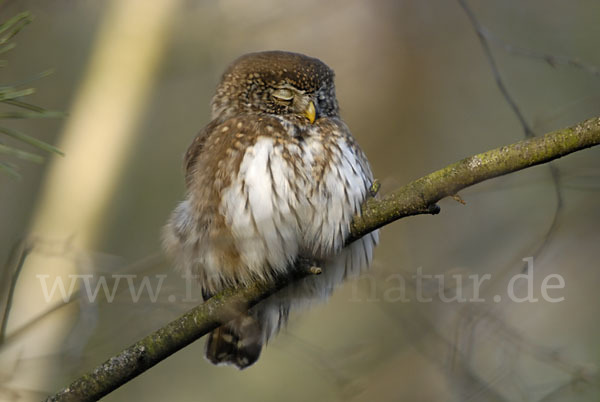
[271,88,294,102]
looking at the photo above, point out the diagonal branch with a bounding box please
[45,116,600,402]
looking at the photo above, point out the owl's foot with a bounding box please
[369,179,381,198]
[295,256,323,276]
[202,288,215,301]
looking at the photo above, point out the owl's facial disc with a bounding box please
[211,51,339,121]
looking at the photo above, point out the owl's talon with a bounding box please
[369,180,380,197]
[202,289,215,301]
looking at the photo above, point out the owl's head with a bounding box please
[211,51,339,124]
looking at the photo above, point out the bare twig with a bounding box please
[457,0,534,138]
[44,116,600,402]
[457,0,565,272]
[483,30,600,79]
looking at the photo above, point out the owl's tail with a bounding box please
[205,314,263,369]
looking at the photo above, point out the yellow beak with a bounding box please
[304,101,316,124]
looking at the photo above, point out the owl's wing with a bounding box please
[183,115,291,190]
[183,120,219,187]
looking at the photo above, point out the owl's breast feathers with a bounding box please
[164,114,373,295]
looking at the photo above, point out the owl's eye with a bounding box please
[271,88,294,102]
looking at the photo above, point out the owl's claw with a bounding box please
[294,257,322,275]
[369,179,381,198]
[202,289,215,301]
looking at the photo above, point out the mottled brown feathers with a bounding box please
[163,51,377,369]
[222,50,334,92]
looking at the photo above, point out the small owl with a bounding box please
[164,51,378,368]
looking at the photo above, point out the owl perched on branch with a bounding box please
[164,51,378,369]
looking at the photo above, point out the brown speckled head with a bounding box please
[211,51,339,123]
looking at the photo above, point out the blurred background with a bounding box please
[0,0,599,401]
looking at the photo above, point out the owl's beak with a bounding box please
[304,101,316,124]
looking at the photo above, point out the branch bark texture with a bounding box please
[45,116,600,402]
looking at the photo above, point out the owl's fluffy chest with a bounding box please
[217,122,371,278]
[164,117,373,294]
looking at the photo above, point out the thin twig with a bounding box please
[457,0,564,271]
[45,116,600,402]
[456,0,534,138]
[483,30,600,78]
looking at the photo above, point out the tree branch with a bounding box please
[45,116,600,402]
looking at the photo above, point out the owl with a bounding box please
[163,51,378,369]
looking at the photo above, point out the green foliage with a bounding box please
[0,11,63,178]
